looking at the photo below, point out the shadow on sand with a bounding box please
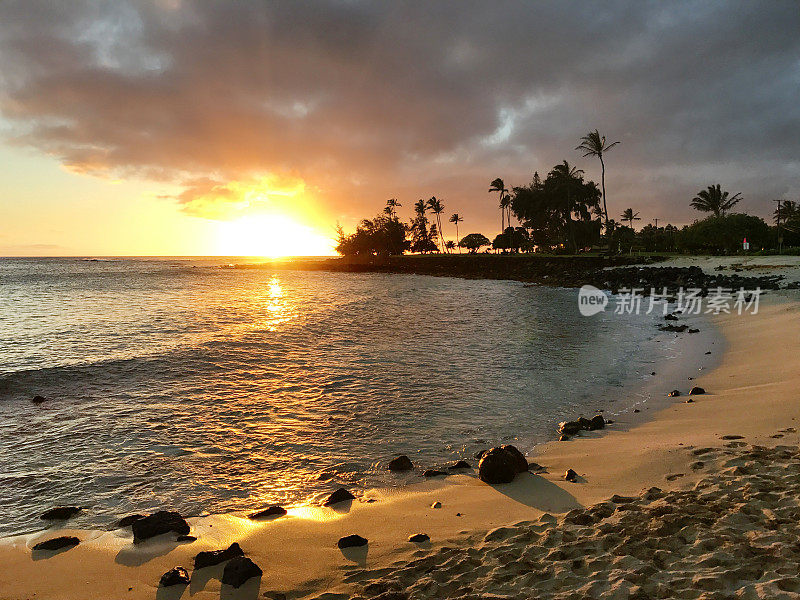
[155,583,188,600]
[220,577,262,600]
[340,544,368,567]
[190,564,225,594]
[114,535,178,567]
[488,472,582,513]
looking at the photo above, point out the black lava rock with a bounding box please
[40,506,82,520]
[668,390,681,397]
[117,514,146,528]
[194,542,244,569]
[249,506,287,519]
[132,511,190,543]
[337,534,368,549]
[33,536,79,551]
[448,460,471,470]
[408,533,430,543]
[221,556,262,588]
[564,469,579,482]
[558,421,582,436]
[689,386,706,395]
[589,415,606,430]
[324,488,355,506]
[388,455,413,471]
[478,447,518,484]
[31,395,47,404]
[500,445,529,473]
[423,469,447,477]
[159,567,190,587]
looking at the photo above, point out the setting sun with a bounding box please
[215,214,336,257]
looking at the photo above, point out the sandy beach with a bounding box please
[1,286,799,599]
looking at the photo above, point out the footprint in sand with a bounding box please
[665,473,685,481]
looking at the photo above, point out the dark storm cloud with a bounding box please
[0,0,798,225]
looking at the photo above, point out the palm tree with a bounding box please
[413,198,426,218]
[620,208,641,229]
[774,200,798,225]
[426,196,446,252]
[384,198,401,217]
[576,129,620,231]
[550,161,584,253]
[690,184,742,217]
[449,213,464,253]
[489,178,509,234]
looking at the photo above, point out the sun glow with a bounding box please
[215,214,336,257]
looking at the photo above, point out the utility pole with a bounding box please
[776,199,783,254]
[654,218,659,229]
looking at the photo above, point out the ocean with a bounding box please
[0,257,692,536]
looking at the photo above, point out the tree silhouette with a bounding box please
[691,184,742,217]
[460,233,490,253]
[449,213,464,253]
[489,178,509,234]
[409,198,437,253]
[383,198,401,217]
[620,208,641,229]
[576,129,619,231]
[426,196,447,252]
[550,161,585,253]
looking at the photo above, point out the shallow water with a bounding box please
[0,257,683,536]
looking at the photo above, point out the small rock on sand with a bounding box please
[689,386,706,395]
[221,557,262,588]
[478,447,518,484]
[117,514,145,528]
[564,469,578,482]
[31,395,47,404]
[40,506,82,520]
[159,567,190,587]
[337,534,368,549]
[431,501,441,508]
[33,536,79,551]
[194,542,244,569]
[500,445,529,472]
[423,469,447,477]
[668,390,681,397]
[249,506,287,519]
[448,460,471,470]
[132,511,190,543]
[408,533,429,543]
[324,488,355,506]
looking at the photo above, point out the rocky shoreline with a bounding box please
[254,255,789,292]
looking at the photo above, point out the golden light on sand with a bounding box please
[215,213,336,257]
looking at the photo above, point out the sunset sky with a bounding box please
[1,1,799,256]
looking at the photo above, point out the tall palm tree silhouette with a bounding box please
[489,178,509,234]
[449,213,464,253]
[426,196,446,252]
[384,198,401,217]
[691,184,741,217]
[621,208,641,229]
[550,161,584,253]
[576,129,619,231]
